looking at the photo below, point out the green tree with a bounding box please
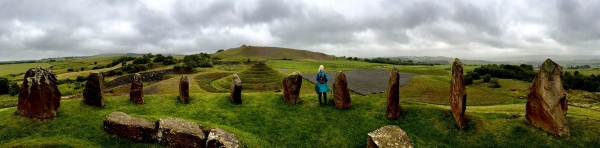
[9,82,20,96]
[483,74,492,82]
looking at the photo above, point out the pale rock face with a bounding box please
[207,128,240,148]
[157,118,207,147]
[526,59,570,137]
[450,58,467,130]
[367,125,413,148]
[103,112,156,142]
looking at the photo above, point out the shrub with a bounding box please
[483,74,491,82]
[75,76,87,82]
[466,71,480,80]
[80,67,85,71]
[162,56,178,65]
[133,57,151,64]
[67,68,74,72]
[0,78,9,94]
[465,76,474,85]
[184,53,212,68]
[9,82,20,96]
[92,65,105,70]
[153,54,165,63]
[490,78,501,88]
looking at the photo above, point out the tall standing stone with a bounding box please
[450,58,467,129]
[526,59,570,137]
[83,72,105,107]
[333,71,352,109]
[179,75,190,104]
[130,73,144,105]
[387,67,401,120]
[230,74,242,105]
[282,71,302,105]
[17,67,61,119]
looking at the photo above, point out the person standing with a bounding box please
[315,65,332,106]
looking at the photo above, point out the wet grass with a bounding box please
[0,63,52,78]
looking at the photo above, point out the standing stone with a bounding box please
[17,67,61,119]
[157,118,207,148]
[130,73,144,105]
[103,112,156,142]
[526,59,570,137]
[207,128,240,148]
[367,125,413,148]
[333,71,352,109]
[282,71,302,105]
[387,67,401,120]
[450,58,467,129]
[83,72,104,107]
[179,75,190,104]
[230,74,242,105]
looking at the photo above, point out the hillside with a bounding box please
[213,46,334,61]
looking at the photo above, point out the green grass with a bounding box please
[267,60,386,75]
[0,93,598,147]
[401,76,528,106]
[0,94,18,108]
[212,65,286,92]
[213,46,334,61]
[196,72,236,93]
[0,63,52,77]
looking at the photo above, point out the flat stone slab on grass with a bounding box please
[207,128,240,148]
[304,69,414,95]
[103,112,157,142]
[367,125,413,148]
[157,118,207,148]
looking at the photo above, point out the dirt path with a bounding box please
[303,69,414,95]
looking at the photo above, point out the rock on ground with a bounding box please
[451,58,467,130]
[157,118,207,148]
[207,128,240,148]
[179,75,190,104]
[230,74,242,105]
[130,73,144,105]
[283,71,302,105]
[333,71,353,109]
[83,72,105,107]
[387,67,402,120]
[17,67,61,119]
[367,125,413,148]
[526,59,570,137]
[103,112,156,142]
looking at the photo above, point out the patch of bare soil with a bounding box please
[303,69,414,95]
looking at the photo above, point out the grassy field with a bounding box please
[0,63,52,77]
[213,46,334,61]
[0,93,598,147]
[211,64,286,93]
[267,60,386,75]
[0,95,18,109]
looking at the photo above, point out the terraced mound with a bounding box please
[210,63,286,93]
[214,46,333,61]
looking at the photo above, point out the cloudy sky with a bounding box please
[0,0,599,61]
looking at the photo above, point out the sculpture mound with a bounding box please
[212,63,285,92]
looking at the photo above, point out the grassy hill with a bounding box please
[213,46,334,61]
[210,63,286,93]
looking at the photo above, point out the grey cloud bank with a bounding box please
[0,0,599,61]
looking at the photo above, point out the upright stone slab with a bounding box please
[83,72,105,107]
[157,118,207,148]
[130,73,144,105]
[450,58,467,129]
[230,74,242,105]
[17,67,61,119]
[207,128,240,148]
[367,125,413,148]
[526,59,570,137]
[283,71,302,105]
[387,67,402,120]
[333,71,352,109]
[179,75,190,104]
[103,112,157,142]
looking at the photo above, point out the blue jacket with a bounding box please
[315,72,332,94]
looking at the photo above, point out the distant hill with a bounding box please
[213,45,334,61]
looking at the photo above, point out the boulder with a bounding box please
[157,118,207,148]
[179,75,190,104]
[207,128,240,148]
[450,58,467,129]
[230,74,242,105]
[282,71,303,105]
[130,73,144,105]
[367,125,413,148]
[387,67,402,120]
[526,59,570,137]
[83,72,105,107]
[333,71,352,109]
[17,67,61,119]
[103,112,156,142]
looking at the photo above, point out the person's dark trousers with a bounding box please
[318,92,327,106]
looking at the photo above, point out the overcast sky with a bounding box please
[0,0,599,61]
